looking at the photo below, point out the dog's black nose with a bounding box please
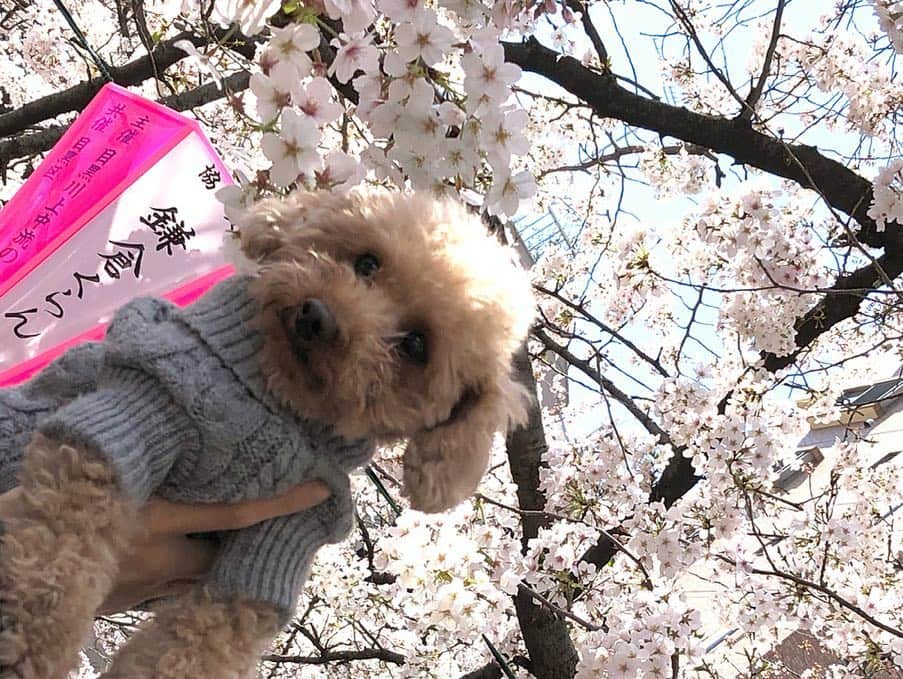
[295,299,338,343]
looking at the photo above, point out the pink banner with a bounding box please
[0,265,234,387]
[0,84,197,299]
[0,83,236,386]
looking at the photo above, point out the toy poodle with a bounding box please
[0,189,534,678]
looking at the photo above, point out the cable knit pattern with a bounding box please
[0,276,375,618]
[0,342,106,493]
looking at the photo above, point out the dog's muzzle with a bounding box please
[292,298,338,344]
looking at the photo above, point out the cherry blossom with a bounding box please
[395,9,456,67]
[367,99,404,138]
[249,62,302,123]
[479,108,531,170]
[329,33,379,84]
[873,0,903,53]
[206,0,281,36]
[323,0,377,35]
[378,0,424,22]
[314,151,365,190]
[261,109,321,186]
[264,24,319,76]
[173,40,224,89]
[393,79,444,152]
[214,169,257,227]
[294,77,343,124]
[868,158,903,231]
[435,137,480,181]
[462,44,522,113]
[382,51,417,102]
[486,169,537,217]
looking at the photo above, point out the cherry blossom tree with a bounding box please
[1,0,902,677]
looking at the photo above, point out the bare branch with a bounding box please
[532,328,671,443]
[667,0,748,113]
[516,583,603,631]
[0,29,256,140]
[262,647,406,665]
[0,71,251,165]
[534,283,671,376]
[741,0,786,120]
[565,0,609,68]
[502,37,901,250]
[536,142,715,179]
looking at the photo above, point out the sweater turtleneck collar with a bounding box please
[180,274,275,409]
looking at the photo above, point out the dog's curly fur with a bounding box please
[0,190,534,677]
[0,436,137,679]
[103,587,280,678]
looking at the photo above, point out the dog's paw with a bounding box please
[402,448,473,514]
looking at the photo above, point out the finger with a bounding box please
[233,480,332,529]
[269,480,332,515]
[98,578,198,616]
[118,535,218,587]
[141,481,333,536]
[140,497,247,536]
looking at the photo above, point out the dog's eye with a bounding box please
[354,253,380,278]
[398,331,428,365]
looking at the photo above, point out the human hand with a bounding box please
[0,481,332,615]
[99,480,333,614]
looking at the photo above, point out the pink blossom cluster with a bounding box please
[187,0,537,216]
[672,184,830,356]
[779,30,902,136]
[868,159,903,231]
[873,0,903,53]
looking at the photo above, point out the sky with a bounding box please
[513,0,899,435]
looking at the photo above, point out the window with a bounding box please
[839,378,903,408]
[870,450,901,470]
[775,447,824,492]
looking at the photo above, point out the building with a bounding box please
[686,371,903,676]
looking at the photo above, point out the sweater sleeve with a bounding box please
[207,462,355,620]
[303,419,376,473]
[0,343,106,494]
[36,365,202,504]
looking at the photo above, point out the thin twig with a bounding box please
[741,0,786,120]
[517,583,603,631]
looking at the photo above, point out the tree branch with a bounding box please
[533,283,670,376]
[565,0,608,68]
[667,0,747,113]
[741,0,786,120]
[509,39,903,607]
[536,142,714,179]
[502,37,901,250]
[0,29,256,140]
[763,249,903,372]
[459,661,503,679]
[262,647,406,665]
[0,71,251,165]
[532,328,671,443]
[506,346,579,679]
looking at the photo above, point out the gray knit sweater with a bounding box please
[0,275,375,618]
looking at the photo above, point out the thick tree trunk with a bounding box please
[506,347,579,679]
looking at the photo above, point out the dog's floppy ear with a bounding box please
[233,195,293,263]
[402,374,531,513]
[232,190,353,264]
